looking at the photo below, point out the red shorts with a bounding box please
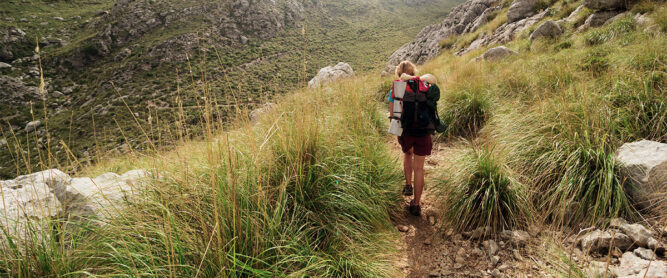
[398,135,432,156]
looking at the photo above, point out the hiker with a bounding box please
[388,61,442,217]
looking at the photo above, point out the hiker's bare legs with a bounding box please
[403,148,413,185]
[412,155,426,206]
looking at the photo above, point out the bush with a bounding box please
[581,50,609,75]
[441,147,531,234]
[439,90,491,138]
[553,40,572,51]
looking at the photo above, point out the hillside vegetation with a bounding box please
[1,0,666,277]
[0,0,460,179]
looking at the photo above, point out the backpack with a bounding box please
[400,77,436,136]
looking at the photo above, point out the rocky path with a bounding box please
[388,140,547,277]
[388,138,667,277]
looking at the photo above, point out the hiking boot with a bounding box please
[402,184,413,196]
[408,200,421,216]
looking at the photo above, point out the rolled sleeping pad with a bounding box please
[389,81,407,136]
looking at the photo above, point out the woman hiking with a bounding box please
[387,61,434,217]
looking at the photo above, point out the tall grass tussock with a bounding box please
[440,146,531,234]
[0,76,403,277]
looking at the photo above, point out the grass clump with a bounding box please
[585,16,635,46]
[439,89,491,138]
[581,50,609,75]
[440,147,531,234]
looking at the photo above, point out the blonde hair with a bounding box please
[395,61,417,78]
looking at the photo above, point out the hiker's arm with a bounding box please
[389,102,394,119]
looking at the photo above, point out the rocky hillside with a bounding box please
[0,0,665,276]
[0,0,463,179]
[384,0,663,71]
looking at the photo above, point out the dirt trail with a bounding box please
[390,139,453,277]
[389,139,545,278]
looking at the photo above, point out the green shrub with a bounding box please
[441,147,531,234]
[81,43,99,56]
[439,90,491,138]
[553,40,572,51]
[631,1,656,14]
[581,50,609,75]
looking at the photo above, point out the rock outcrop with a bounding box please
[610,218,662,251]
[583,0,627,11]
[578,10,622,31]
[461,9,549,55]
[65,0,308,67]
[578,229,634,254]
[0,169,150,240]
[308,62,354,88]
[479,46,517,61]
[507,0,538,23]
[530,20,562,41]
[249,102,277,122]
[24,120,41,133]
[616,140,667,212]
[384,0,501,72]
[0,27,29,62]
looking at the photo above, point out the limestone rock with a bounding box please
[461,9,549,55]
[564,5,586,23]
[25,120,41,132]
[482,46,517,61]
[507,0,537,23]
[530,20,562,41]
[483,239,499,256]
[249,102,277,122]
[583,0,627,11]
[307,62,354,88]
[616,140,667,212]
[578,10,621,31]
[0,62,11,69]
[0,169,150,241]
[619,223,657,249]
[578,229,634,254]
[633,247,656,260]
[385,0,502,72]
[500,230,530,246]
[613,252,667,277]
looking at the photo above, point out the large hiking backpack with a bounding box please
[401,77,436,136]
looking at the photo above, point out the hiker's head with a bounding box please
[395,61,417,78]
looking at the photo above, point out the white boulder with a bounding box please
[613,252,667,277]
[307,62,354,88]
[507,0,537,23]
[0,169,150,241]
[25,120,41,132]
[482,46,517,61]
[616,140,667,212]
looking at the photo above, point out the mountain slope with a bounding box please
[0,0,462,179]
